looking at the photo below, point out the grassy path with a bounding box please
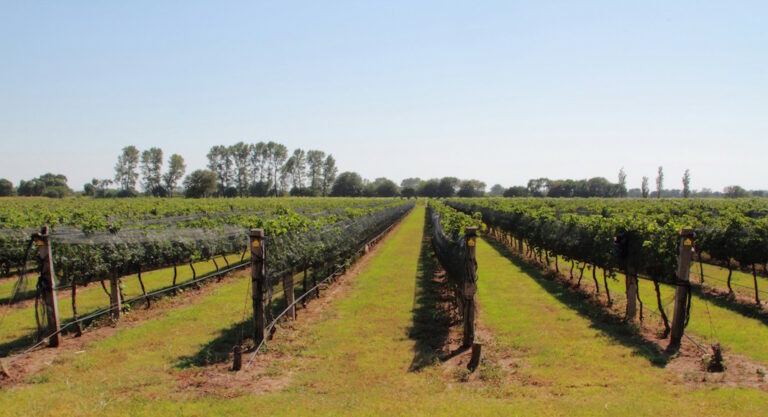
[0,254,245,356]
[542,255,768,365]
[476,237,768,415]
[0,206,454,416]
[3,206,767,416]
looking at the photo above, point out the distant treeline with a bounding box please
[2,161,767,199]
[489,167,767,199]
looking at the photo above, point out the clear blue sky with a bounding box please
[1,1,766,191]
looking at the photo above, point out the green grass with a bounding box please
[539,252,768,365]
[691,260,768,301]
[0,253,246,356]
[2,206,767,416]
[476,238,768,415]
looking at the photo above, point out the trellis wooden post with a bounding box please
[36,226,61,347]
[109,272,121,321]
[232,345,242,371]
[669,228,694,349]
[283,267,296,320]
[250,229,266,346]
[463,227,478,347]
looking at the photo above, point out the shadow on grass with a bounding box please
[0,288,37,305]
[407,209,453,372]
[174,284,313,368]
[483,237,672,368]
[0,333,36,358]
[691,285,768,327]
[175,318,255,368]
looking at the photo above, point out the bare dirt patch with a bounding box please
[639,326,768,390]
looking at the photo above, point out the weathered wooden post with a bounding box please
[109,272,121,321]
[232,345,242,371]
[669,228,694,349]
[250,229,266,346]
[283,267,296,320]
[468,342,482,371]
[36,226,61,347]
[463,227,478,347]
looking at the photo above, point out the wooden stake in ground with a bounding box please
[232,345,242,371]
[462,227,478,347]
[36,226,61,347]
[468,342,482,371]
[669,228,694,349]
[250,229,266,346]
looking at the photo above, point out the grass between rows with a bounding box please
[2,205,767,416]
[537,253,768,365]
[0,206,431,416]
[475,237,768,415]
[0,254,246,356]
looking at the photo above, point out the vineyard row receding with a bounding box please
[0,198,414,359]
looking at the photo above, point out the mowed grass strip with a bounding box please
[0,207,444,416]
[476,238,768,416]
[0,206,561,416]
[7,206,766,416]
[542,253,768,365]
[0,253,245,355]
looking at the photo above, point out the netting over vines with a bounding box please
[0,200,415,357]
[429,202,481,304]
[0,199,410,280]
[265,202,414,284]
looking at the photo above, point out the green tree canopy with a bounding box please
[330,172,364,197]
[184,170,218,198]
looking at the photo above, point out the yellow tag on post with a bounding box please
[252,240,260,249]
[684,238,692,247]
[468,238,476,247]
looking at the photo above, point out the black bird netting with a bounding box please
[264,202,414,286]
[0,201,415,361]
[429,206,477,305]
[1,202,415,289]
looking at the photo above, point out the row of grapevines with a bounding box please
[446,197,768,302]
[0,197,401,232]
[428,200,482,238]
[428,200,482,306]
[0,198,412,284]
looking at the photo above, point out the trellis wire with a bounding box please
[245,205,411,369]
[1,258,251,366]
